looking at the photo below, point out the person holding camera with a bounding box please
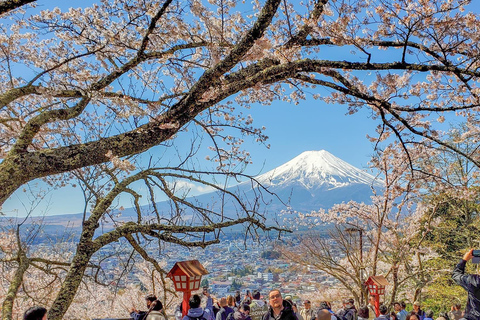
[452,248,480,320]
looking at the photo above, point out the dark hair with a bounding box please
[379,304,388,315]
[400,301,406,309]
[189,294,202,308]
[390,311,398,320]
[228,295,236,307]
[146,294,157,302]
[348,298,354,305]
[319,301,330,310]
[242,304,250,312]
[358,306,369,318]
[23,306,47,320]
[406,312,420,320]
[253,290,261,300]
[151,300,163,311]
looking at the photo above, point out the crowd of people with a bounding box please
[20,249,480,320]
[163,288,466,320]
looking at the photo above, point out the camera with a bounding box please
[473,250,480,257]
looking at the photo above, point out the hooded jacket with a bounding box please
[262,300,298,320]
[452,259,480,320]
[182,297,214,320]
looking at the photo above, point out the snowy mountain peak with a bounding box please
[256,150,381,190]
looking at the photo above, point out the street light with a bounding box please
[345,227,363,266]
[345,227,364,304]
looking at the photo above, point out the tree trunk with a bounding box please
[1,249,29,320]
[47,237,96,320]
[388,264,399,307]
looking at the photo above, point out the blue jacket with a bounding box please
[183,298,215,320]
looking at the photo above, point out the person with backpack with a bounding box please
[183,294,214,320]
[336,299,356,320]
[217,297,235,320]
[130,293,158,320]
[146,300,166,320]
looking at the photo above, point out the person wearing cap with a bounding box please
[452,248,480,320]
[336,299,356,320]
[412,301,425,320]
[300,300,315,320]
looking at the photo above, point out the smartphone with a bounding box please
[473,250,480,264]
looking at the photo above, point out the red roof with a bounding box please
[167,260,209,278]
[365,275,389,286]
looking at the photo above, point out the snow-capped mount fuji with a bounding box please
[244,150,382,212]
[257,150,380,191]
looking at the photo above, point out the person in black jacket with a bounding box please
[262,289,297,320]
[452,248,480,320]
[130,294,158,320]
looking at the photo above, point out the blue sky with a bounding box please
[2,96,378,217]
[0,0,412,217]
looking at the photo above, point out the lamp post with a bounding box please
[167,260,209,318]
[345,227,364,304]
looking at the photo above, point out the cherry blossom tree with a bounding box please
[2,0,480,317]
[0,159,286,320]
[281,145,442,305]
[2,0,480,206]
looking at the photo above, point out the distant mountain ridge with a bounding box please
[1,150,382,236]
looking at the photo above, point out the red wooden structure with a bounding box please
[365,275,389,317]
[168,260,209,318]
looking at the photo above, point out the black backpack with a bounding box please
[334,310,349,320]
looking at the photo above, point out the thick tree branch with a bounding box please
[0,0,34,15]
